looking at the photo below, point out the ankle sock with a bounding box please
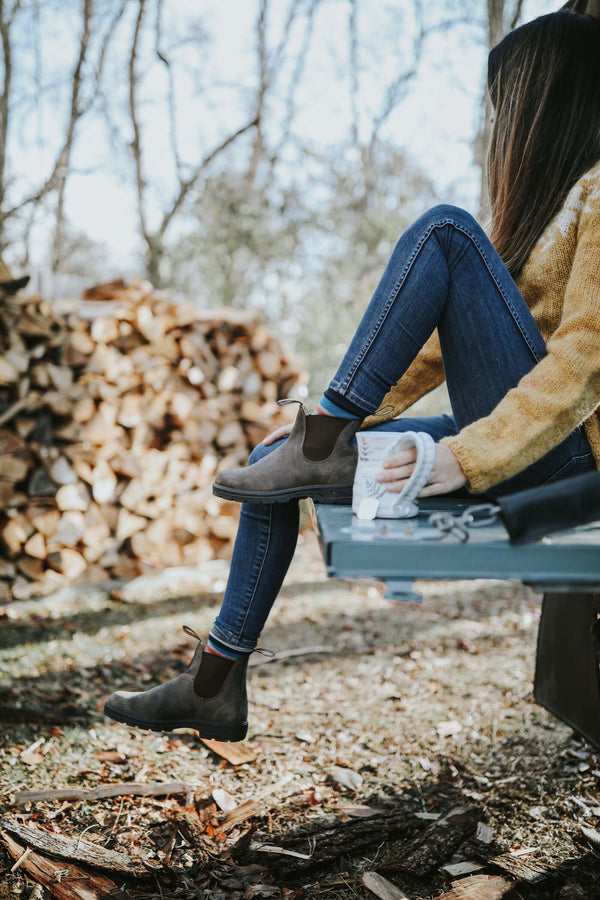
[315,395,359,418]
[194,651,236,698]
[315,389,368,419]
[194,636,249,699]
[206,635,244,660]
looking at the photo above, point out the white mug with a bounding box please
[352,430,436,519]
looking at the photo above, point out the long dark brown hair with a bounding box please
[487,9,600,279]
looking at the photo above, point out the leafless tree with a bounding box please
[0,0,125,263]
[126,0,259,285]
[51,0,129,271]
[345,0,475,266]
[0,0,21,252]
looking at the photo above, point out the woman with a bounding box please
[104,7,600,742]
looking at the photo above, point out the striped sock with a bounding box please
[315,394,361,419]
[205,635,245,660]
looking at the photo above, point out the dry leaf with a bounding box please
[329,765,363,791]
[93,750,127,763]
[212,787,237,812]
[19,738,45,766]
[334,805,386,818]
[201,738,257,765]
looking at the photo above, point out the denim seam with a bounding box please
[210,502,274,652]
[540,451,596,486]
[237,501,273,640]
[329,215,543,398]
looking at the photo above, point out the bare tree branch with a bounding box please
[273,0,319,164]
[0,6,13,241]
[158,115,259,238]
[32,0,42,145]
[348,0,359,148]
[128,0,150,248]
[246,0,269,184]
[368,0,425,157]
[509,0,525,30]
[1,0,98,247]
[155,0,183,179]
[272,0,302,75]
[51,0,94,270]
[123,0,260,282]
[89,0,128,103]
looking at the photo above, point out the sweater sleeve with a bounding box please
[439,187,600,494]
[359,329,446,430]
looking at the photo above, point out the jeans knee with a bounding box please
[248,436,286,465]
[418,203,477,230]
[248,442,268,465]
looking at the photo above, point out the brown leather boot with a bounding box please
[103,626,249,741]
[212,398,362,504]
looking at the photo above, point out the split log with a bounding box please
[436,875,513,900]
[487,852,553,883]
[0,279,306,599]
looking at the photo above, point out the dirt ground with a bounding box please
[1,511,600,899]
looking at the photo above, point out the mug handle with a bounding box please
[385,431,436,517]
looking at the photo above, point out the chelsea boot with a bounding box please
[212,398,362,504]
[103,626,249,742]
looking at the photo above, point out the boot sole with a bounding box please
[103,702,248,742]
[212,482,354,505]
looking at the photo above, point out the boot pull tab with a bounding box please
[277,397,308,415]
[182,624,203,644]
[251,646,276,659]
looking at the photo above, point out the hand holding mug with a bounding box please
[376,442,467,497]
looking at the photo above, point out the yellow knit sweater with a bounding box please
[359,158,600,494]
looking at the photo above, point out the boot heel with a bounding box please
[312,484,354,505]
[198,720,248,742]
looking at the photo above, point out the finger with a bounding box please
[382,448,417,468]
[382,479,411,492]
[264,426,290,444]
[377,464,415,483]
[416,482,446,497]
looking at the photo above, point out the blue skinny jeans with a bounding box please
[210,204,596,654]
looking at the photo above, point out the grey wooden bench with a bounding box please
[309,495,600,749]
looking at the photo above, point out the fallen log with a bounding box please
[376,806,483,878]
[234,800,423,876]
[1,828,134,900]
[0,816,150,877]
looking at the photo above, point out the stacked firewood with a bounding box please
[0,279,306,601]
